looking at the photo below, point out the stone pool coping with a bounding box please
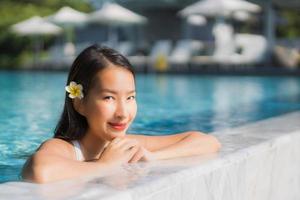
[1,111,300,200]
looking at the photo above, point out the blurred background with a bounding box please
[0,0,299,73]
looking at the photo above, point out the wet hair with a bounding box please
[54,44,135,141]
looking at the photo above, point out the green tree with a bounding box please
[277,10,300,38]
[0,0,92,68]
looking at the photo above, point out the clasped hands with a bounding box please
[98,137,154,167]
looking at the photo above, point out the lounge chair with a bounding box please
[168,39,203,72]
[230,33,267,66]
[212,21,236,64]
[191,33,267,70]
[191,21,236,69]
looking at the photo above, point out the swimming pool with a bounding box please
[0,71,300,183]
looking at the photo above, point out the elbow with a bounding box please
[207,135,222,152]
[30,166,51,184]
[22,154,51,184]
[189,131,222,153]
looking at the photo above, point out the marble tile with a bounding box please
[1,111,300,200]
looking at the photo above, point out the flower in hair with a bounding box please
[65,81,84,99]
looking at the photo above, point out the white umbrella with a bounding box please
[11,16,62,36]
[46,6,89,56]
[89,3,147,25]
[179,0,261,18]
[232,10,252,21]
[47,6,88,26]
[89,3,147,47]
[11,16,62,67]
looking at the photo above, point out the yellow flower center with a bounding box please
[70,86,81,97]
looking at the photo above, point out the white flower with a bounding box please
[65,81,84,99]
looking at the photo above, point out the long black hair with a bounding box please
[54,44,135,141]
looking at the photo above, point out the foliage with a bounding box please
[0,0,92,68]
[277,10,300,38]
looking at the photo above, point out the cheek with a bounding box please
[129,102,137,118]
[97,102,116,118]
[100,105,115,118]
[86,101,115,119]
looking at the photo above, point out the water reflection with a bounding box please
[212,79,263,130]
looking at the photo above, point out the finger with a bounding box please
[120,139,139,151]
[129,148,144,163]
[128,148,141,163]
[126,146,139,159]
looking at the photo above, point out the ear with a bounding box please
[73,98,86,116]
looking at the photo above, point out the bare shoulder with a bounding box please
[36,138,74,159]
[22,138,75,182]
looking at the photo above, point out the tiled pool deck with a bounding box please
[1,111,300,200]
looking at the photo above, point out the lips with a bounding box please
[108,122,127,131]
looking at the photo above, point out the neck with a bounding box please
[79,130,108,161]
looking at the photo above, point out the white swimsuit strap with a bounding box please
[71,140,84,161]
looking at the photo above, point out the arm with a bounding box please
[127,131,221,160]
[22,151,112,184]
[151,131,221,160]
[22,138,139,183]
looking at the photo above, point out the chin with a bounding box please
[108,130,126,140]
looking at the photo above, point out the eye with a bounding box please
[127,96,135,100]
[103,96,114,101]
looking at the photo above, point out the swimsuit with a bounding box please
[71,140,84,161]
[71,140,108,161]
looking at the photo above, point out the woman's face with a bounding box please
[80,66,137,141]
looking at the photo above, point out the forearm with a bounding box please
[22,153,114,183]
[152,133,221,160]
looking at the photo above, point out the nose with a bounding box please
[114,100,128,120]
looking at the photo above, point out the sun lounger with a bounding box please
[230,33,267,65]
[168,39,203,71]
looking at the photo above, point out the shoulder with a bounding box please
[21,138,75,182]
[36,138,75,159]
[39,138,72,148]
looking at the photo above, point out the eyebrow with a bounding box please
[100,89,136,94]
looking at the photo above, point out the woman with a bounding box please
[22,44,221,183]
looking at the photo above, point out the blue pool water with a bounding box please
[0,71,300,183]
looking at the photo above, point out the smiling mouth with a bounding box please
[108,122,127,131]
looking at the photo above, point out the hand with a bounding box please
[129,146,155,163]
[98,137,140,167]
